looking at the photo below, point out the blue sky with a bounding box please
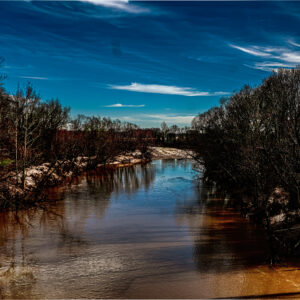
[1,0,300,127]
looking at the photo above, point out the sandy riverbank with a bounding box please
[2,147,194,201]
[26,147,193,187]
[150,147,193,159]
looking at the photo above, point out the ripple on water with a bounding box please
[0,160,299,299]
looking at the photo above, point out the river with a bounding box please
[0,159,299,299]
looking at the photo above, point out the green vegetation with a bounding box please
[0,159,13,167]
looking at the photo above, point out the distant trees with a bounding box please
[5,85,70,188]
[0,75,152,209]
[0,82,72,208]
[192,68,300,261]
[67,115,142,169]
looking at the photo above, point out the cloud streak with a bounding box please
[117,113,195,126]
[288,40,300,48]
[104,103,145,107]
[247,61,295,72]
[110,82,228,97]
[144,113,194,125]
[230,44,273,58]
[20,76,48,80]
[18,0,148,13]
[76,0,147,13]
[230,43,300,72]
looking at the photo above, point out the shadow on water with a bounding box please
[171,177,270,274]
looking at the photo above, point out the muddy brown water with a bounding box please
[0,159,299,299]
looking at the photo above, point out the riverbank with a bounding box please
[0,147,193,208]
[24,147,193,187]
[150,147,193,159]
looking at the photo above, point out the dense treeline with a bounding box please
[0,67,195,210]
[156,122,198,148]
[0,80,153,209]
[192,68,300,261]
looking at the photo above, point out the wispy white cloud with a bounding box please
[255,62,293,68]
[231,42,300,72]
[20,76,48,80]
[78,0,147,13]
[104,103,145,107]
[245,61,295,72]
[279,51,300,63]
[19,0,148,13]
[81,0,127,5]
[110,82,228,97]
[117,113,195,126]
[230,44,273,58]
[119,116,142,122]
[144,113,194,125]
[288,40,300,48]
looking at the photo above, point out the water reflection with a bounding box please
[0,163,158,298]
[0,160,299,299]
[175,181,269,273]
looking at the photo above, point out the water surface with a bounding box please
[0,159,300,299]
